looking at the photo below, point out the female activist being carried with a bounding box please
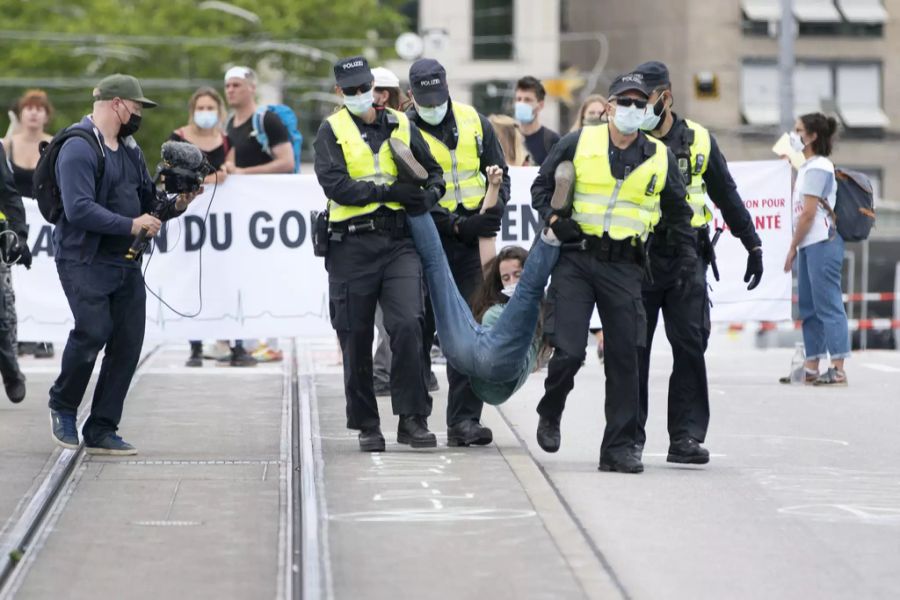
[387,139,575,405]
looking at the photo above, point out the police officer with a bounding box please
[532,73,696,473]
[634,61,763,464]
[406,58,508,447]
[49,74,199,454]
[0,143,29,404]
[314,56,445,452]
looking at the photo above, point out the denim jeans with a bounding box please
[406,213,559,383]
[797,235,851,361]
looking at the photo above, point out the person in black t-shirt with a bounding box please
[514,76,560,166]
[222,66,294,174]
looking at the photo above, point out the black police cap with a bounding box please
[634,61,671,90]
[409,58,449,106]
[608,72,651,98]
[333,56,373,89]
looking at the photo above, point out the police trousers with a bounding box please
[326,231,429,430]
[537,248,647,457]
[48,260,146,445]
[423,234,484,427]
[638,245,711,445]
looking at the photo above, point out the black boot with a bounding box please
[5,374,26,404]
[667,438,710,464]
[185,342,203,367]
[599,451,644,474]
[358,426,386,452]
[536,416,561,453]
[447,420,493,447]
[397,415,437,448]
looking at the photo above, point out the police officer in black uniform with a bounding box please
[406,58,509,447]
[634,61,763,463]
[314,57,446,452]
[532,73,696,473]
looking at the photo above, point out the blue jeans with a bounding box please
[797,235,850,361]
[406,214,559,383]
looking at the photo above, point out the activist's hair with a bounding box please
[188,86,226,126]
[516,76,546,102]
[489,114,529,166]
[471,246,530,324]
[374,86,408,111]
[800,112,838,157]
[16,89,54,121]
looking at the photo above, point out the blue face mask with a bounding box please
[344,89,374,116]
[416,101,448,126]
[613,105,646,135]
[193,110,219,130]
[515,101,535,124]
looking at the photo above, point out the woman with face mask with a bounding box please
[780,112,849,386]
[371,67,408,111]
[170,87,229,187]
[569,94,608,132]
[171,87,230,368]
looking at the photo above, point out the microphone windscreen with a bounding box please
[161,140,206,169]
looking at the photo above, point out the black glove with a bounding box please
[674,244,699,298]
[386,181,428,216]
[456,212,502,244]
[7,240,32,269]
[549,217,582,243]
[744,248,763,290]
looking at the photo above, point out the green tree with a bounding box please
[0,0,410,167]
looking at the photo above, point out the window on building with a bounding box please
[471,80,511,116]
[473,0,514,60]
[836,64,889,128]
[740,61,888,130]
[399,1,419,33]
[741,0,884,37]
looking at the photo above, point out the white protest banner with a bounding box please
[13,161,791,340]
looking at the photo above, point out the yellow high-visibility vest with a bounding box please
[683,118,712,228]
[325,107,410,223]
[419,102,486,212]
[572,124,669,242]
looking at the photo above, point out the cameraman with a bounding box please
[0,142,29,404]
[48,74,199,455]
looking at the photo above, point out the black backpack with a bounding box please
[32,126,105,224]
[832,168,876,242]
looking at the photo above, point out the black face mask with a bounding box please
[650,92,668,118]
[117,104,142,137]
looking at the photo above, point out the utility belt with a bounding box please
[311,208,410,258]
[562,233,646,266]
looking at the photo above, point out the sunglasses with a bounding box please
[615,97,648,109]
[343,82,373,96]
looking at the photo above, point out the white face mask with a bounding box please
[501,283,517,298]
[613,104,646,135]
[344,89,374,116]
[789,131,807,153]
[416,101,448,126]
[193,110,219,130]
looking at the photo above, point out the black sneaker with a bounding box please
[358,427,386,452]
[34,343,55,359]
[447,420,493,447]
[229,346,258,367]
[599,452,644,474]
[427,371,440,393]
[550,161,575,215]
[397,415,437,448]
[388,139,428,185]
[50,409,79,449]
[85,433,137,456]
[536,416,561,453]
[5,375,26,404]
[667,438,710,464]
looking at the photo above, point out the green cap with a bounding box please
[93,74,158,108]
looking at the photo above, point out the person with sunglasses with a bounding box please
[405,58,510,448]
[633,61,763,465]
[529,73,696,474]
[313,56,446,453]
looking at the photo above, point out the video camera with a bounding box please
[124,141,215,261]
